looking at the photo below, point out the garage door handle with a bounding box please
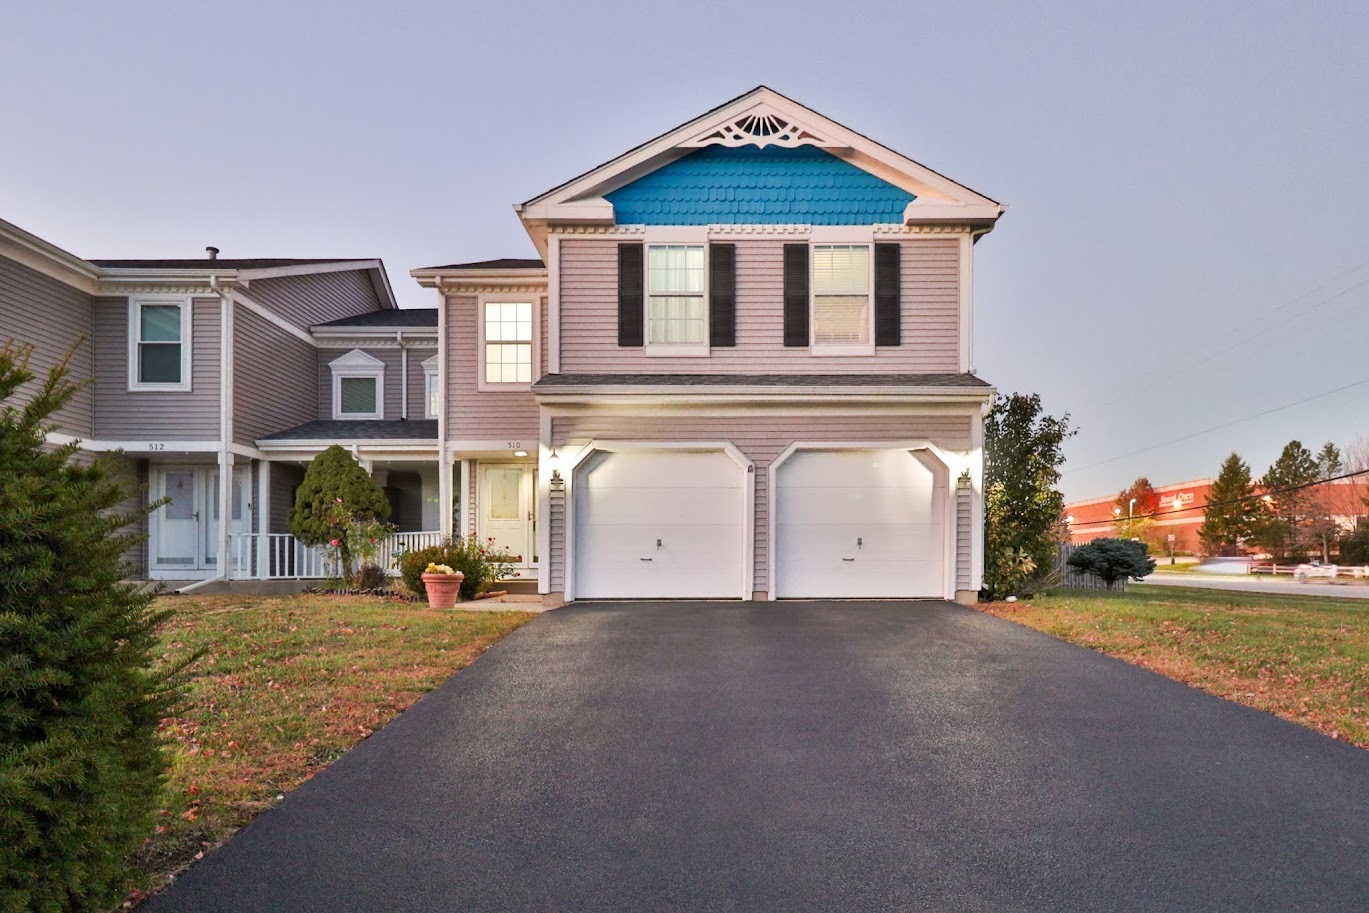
[842,557,855,562]
[640,557,653,562]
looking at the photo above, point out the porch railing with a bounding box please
[230,531,444,580]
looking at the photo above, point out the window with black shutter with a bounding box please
[709,242,736,347]
[783,243,809,347]
[617,243,644,347]
[874,242,901,346]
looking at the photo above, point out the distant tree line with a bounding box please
[1112,439,1369,563]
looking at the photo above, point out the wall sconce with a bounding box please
[957,470,972,489]
[548,447,563,486]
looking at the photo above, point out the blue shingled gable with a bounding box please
[604,145,916,225]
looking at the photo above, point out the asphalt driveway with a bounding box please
[146,600,1369,913]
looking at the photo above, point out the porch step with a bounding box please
[499,579,539,595]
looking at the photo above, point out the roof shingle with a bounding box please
[314,309,438,329]
[258,420,438,443]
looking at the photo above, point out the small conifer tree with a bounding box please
[288,444,391,581]
[0,341,180,910]
[1066,537,1156,590]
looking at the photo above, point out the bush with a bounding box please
[353,562,388,591]
[0,341,184,910]
[1066,537,1156,590]
[288,445,391,583]
[398,536,518,601]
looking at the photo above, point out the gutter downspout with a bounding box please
[398,330,407,421]
[436,279,451,539]
[178,275,234,594]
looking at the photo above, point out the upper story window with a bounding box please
[128,296,192,391]
[811,244,872,354]
[482,300,534,387]
[646,244,707,353]
[329,349,385,420]
[422,353,440,419]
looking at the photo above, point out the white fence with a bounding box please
[231,531,443,580]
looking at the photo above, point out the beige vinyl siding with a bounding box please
[406,345,437,419]
[246,269,383,330]
[233,305,317,444]
[0,256,95,437]
[269,463,304,533]
[548,410,973,594]
[557,238,960,374]
[444,294,540,442]
[93,296,221,439]
[316,348,404,421]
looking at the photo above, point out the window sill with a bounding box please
[476,381,533,393]
[332,413,383,421]
[128,382,193,393]
[809,344,876,357]
[644,344,711,358]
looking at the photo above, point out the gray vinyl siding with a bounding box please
[269,463,305,533]
[0,256,95,437]
[406,345,437,419]
[108,455,149,575]
[548,410,974,595]
[445,294,540,442]
[93,296,221,439]
[316,347,406,421]
[557,237,960,374]
[233,304,317,444]
[956,486,972,590]
[246,269,383,330]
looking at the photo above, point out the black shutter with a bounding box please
[709,242,736,347]
[783,243,809,347]
[874,242,901,346]
[617,243,644,347]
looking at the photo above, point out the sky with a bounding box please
[2,0,1366,501]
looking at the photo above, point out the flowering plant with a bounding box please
[425,563,456,575]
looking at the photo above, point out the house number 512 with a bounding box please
[147,443,166,451]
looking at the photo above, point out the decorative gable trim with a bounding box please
[329,348,385,370]
[680,105,840,150]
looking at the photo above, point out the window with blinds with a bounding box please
[812,244,871,347]
[647,245,707,346]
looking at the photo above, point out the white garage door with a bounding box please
[573,449,747,599]
[775,449,945,599]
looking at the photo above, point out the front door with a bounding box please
[478,464,533,569]
[151,464,252,578]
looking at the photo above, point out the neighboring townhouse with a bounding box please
[0,215,435,588]
[415,87,1003,605]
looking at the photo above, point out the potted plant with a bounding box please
[420,562,465,609]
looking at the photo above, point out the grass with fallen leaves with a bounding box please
[979,585,1369,748]
[132,593,535,902]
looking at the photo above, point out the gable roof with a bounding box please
[515,86,1003,253]
[314,308,438,329]
[89,257,360,269]
[413,257,545,272]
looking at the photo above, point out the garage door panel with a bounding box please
[775,449,945,599]
[574,449,747,600]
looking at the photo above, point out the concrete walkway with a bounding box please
[145,600,1369,913]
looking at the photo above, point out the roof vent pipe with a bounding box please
[206,246,220,260]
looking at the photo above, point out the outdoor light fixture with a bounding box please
[513,449,528,457]
[1065,514,1075,525]
[548,447,563,485]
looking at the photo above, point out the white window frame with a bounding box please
[477,295,539,391]
[809,230,876,357]
[127,295,193,391]
[644,242,710,357]
[330,348,385,420]
[422,353,440,419]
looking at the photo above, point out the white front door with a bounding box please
[478,464,533,568]
[151,464,252,578]
[774,449,946,599]
[153,468,202,575]
[572,449,747,600]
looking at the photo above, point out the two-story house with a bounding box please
[415,87,1002,605]
[0,217,446,589]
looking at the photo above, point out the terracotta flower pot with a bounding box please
[421,572,465,609]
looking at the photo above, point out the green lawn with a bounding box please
[133,594,535,903]
[979,586,1369,749]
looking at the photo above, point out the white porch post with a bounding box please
[438,452,454,539]
[218,451,234,579]
[536,411,552,596]
[256,459,271,579]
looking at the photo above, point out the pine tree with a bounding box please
[1305,441,1347,562]
[1199,453,1257,556]
[1256,440,1319,561]
[0,341,181,910]
[288,444,391,581]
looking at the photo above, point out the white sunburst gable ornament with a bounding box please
[681,105,841,150]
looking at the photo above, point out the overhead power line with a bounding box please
[1064,373,1369,476]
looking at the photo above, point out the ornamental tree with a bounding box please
[0,341,184,910]
[983,392,1074,598]
[1066,537,1156,590]
[288,445,391,582]
[1113,477,1159,542]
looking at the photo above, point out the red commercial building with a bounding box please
[1065,479,1212,554]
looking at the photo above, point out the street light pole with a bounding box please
[1128,498,1137,541]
